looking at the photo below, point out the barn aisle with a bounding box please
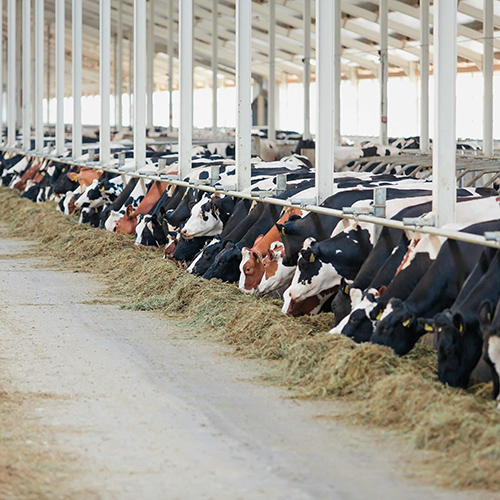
[0,232,492,500]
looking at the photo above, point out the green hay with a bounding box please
[1,186,500,491]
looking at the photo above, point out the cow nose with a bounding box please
[181,228,188,237]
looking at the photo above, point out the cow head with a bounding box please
[203,241,242,283]
[330,288,381,343]
[181,196,224,239]
[172,235,209,263]
[257,241,295,295]
[478,300,500,404]
[135,214,167,247]
[433,307,483,388]
[239,235,265,293]
[187,238,223,276]
[370,298,427,355]
[116,204,137,235]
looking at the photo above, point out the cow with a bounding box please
[431,248,500,389]
[478,299,500,408]
[187,238,224,276]
[371,219,500,356]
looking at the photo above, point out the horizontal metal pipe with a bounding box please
[3,146,500,251]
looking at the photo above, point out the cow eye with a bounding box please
[245,267,251,273]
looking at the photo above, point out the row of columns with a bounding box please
[0,0,497,229]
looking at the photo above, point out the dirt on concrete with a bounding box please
[0,232,496,500]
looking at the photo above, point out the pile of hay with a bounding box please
[1,186,500,491]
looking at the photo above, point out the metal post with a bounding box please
[433,0,457,227]
[55,0,64,155]
[116,0,123,132]
[46,23,51,125]
[100,0,111,165]
[315,0,335,204]
[35,0,44,151]
[379,0,388,145]
[128,32,133,129]
[168,0,174,132]
[373,187,387,243]
[236,0,252,191]
[303,0,311,140]
[0,0,3,143]
[268,0,276,141]
[334,0,341,146]
[72,0,82,158]
[146,0,154,130]
[22,0,30,150]
[212,0,218,136]
[134,0,146,170]
[15,2,21,132]
[7,0,15,145]
[483,0,494,156]
[179,0,193,180]
[420,0,429,153]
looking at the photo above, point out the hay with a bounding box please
[1,186,500,491]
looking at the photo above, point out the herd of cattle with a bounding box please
[1,141,500,410]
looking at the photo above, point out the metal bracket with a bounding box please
[342,206,374,216]
[210,165,220,186]
[484,232,500,242]
[403,216,436,228]
[276,174,287,196]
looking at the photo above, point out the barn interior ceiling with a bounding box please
[13,0,500,98]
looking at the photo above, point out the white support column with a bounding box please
[315,0,335,204]
[72,0,82,158]
[0,0,3,143]
[212,0,218,136]
[334,0,341,146]
[7,0,15,145]
[55,0,64,155]
[134,0,146,170]
[35,0,44,151]
[46,24,51,124]
[15,3,21,131]
[379,0,388,145]
[22,0,30,151]
[128,32,133,129]
[146,0,154,130]
[420,0,429,153]
[433,0,457,227]
[100,0,111,164]
[268,0,276,141]
[236,0,252,191]
[168,0,174,132]
[303,0,311,140]
[116,0,123,132]
[483,0,494,156]
[179,0,193,180]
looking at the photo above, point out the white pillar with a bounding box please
[0,0,3,143]
[483,0,494,156]
[46,24,51,125]
[22,0,30,151]
[100,0,111,164]
[315,0,335,204]
[128,32,133,129]
[236,0,252,191]
[212,0,218,136]
[420,0,429,153]
[433,0,457,227]
[146,0,154,130]
[379,0,388,145]
[268,0,276,141]
[303,0,311,140]
[72,0,82,158]
[55,0,64,155]
[168,0,174,132]
[179,0,193,180]
[7,0,15,145]
[334,0,341,146]
[35,0,44,151]
[134,0,146,169]
[116,0,123,132]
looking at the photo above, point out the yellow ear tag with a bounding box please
[424,323,434,332]
[100,185,105,192]
[488,313,492,321]
[459,323,464,333]
[376,311,382,320]
[280,227,285,236]
[343,285,349,294]
[62,168,66,172]
[309,253,315,263]
[402,318,411,327]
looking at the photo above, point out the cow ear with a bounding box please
[378,285,387,295]
[452,312,465,334]
[478,300,493,328]
[67,172,78,181]
[417,317,435,335]
[276,223,285,236]
[159,206,167,219]
[340,278,349,295]
[253,234,264,247]
[126,204,133,218]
